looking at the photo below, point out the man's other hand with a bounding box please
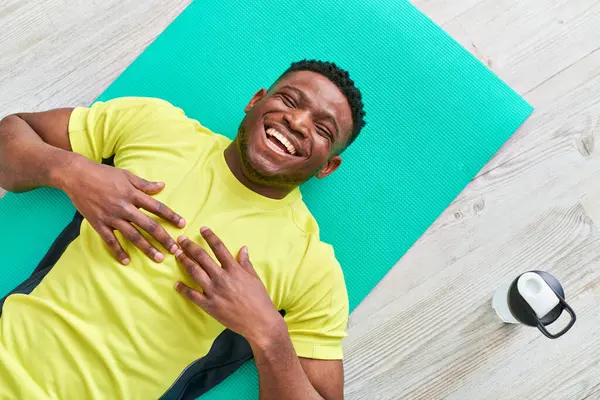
[62,157,186,264]
[174,228,285,346]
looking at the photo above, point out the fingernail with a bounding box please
[122,258,130,265]
[169,244,178,254]
[174,249,183,257]
[154,252,165,262]
[242,246,248,255]
[200,226,209,233]
[177,218,186,228]
[178,235,186,243]
[174,282,180,290]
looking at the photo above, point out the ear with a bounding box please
[244,88,268,113]
[316,155,342,179]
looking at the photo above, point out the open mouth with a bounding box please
[264,126,299,156]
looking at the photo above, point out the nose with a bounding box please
[283,109,311,139]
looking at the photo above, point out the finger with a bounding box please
[96,225,130,265]
[175,282,208,309]
[175,249,212,291]
[124,170,165,195]
[126,205,179,254]
[199,227,236,268]
[177,236,221,278]
[114,220,164,263]
[135,193,186,228]
[237,246,256,275]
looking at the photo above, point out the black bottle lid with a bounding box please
[507,271,576,339]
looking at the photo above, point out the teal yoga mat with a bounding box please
[0,0,533,398]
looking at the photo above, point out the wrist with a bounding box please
[247,315,288,352]
[48,151,85,191]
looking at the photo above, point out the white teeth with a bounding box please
[266,128,297,155]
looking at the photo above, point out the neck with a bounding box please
[224,143,293,200]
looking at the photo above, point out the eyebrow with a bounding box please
[280,85,340,139]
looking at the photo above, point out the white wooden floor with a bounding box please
[2,1,600,399]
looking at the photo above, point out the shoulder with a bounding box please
[93,97,182,113]
[71,97,188,130]
[285,202,348,305]
[287,199,344,276]
[283,233,349,342]
[301,238,346,292]
[91,97,189,122]
[88,97,220,138]
[80,97,213,125]
[287,197,321,236]
[286,198,343,278]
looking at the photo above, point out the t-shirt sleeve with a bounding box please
[284,245,349,360]
[67,97,193,162]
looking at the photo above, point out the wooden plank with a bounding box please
[0,0,190,114]
[346,199,600,399]
[411,0,486,26]
[346,178,600,398]
[441,0,600,95]
[478,48,600,182]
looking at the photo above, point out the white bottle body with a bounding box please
[492,281,519,324]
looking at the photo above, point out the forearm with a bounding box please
[0,115,78,192]
[250,322,324,400]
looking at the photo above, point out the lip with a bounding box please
[263,122,306,158]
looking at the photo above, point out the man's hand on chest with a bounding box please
[174,227,287,346]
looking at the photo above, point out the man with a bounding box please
[0,59,365,399]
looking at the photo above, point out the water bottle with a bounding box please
[492,271,576,339]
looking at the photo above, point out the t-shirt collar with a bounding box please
[212,150,301,210]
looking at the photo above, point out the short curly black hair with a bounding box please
[280,59,366,149]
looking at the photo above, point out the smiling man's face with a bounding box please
[235,70,354,189]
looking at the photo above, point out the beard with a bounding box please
[237,123,310,189]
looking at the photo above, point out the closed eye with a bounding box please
[279,94,296,108]
[316,125,333,141]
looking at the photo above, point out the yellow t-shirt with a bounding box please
[0,97,349,399]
